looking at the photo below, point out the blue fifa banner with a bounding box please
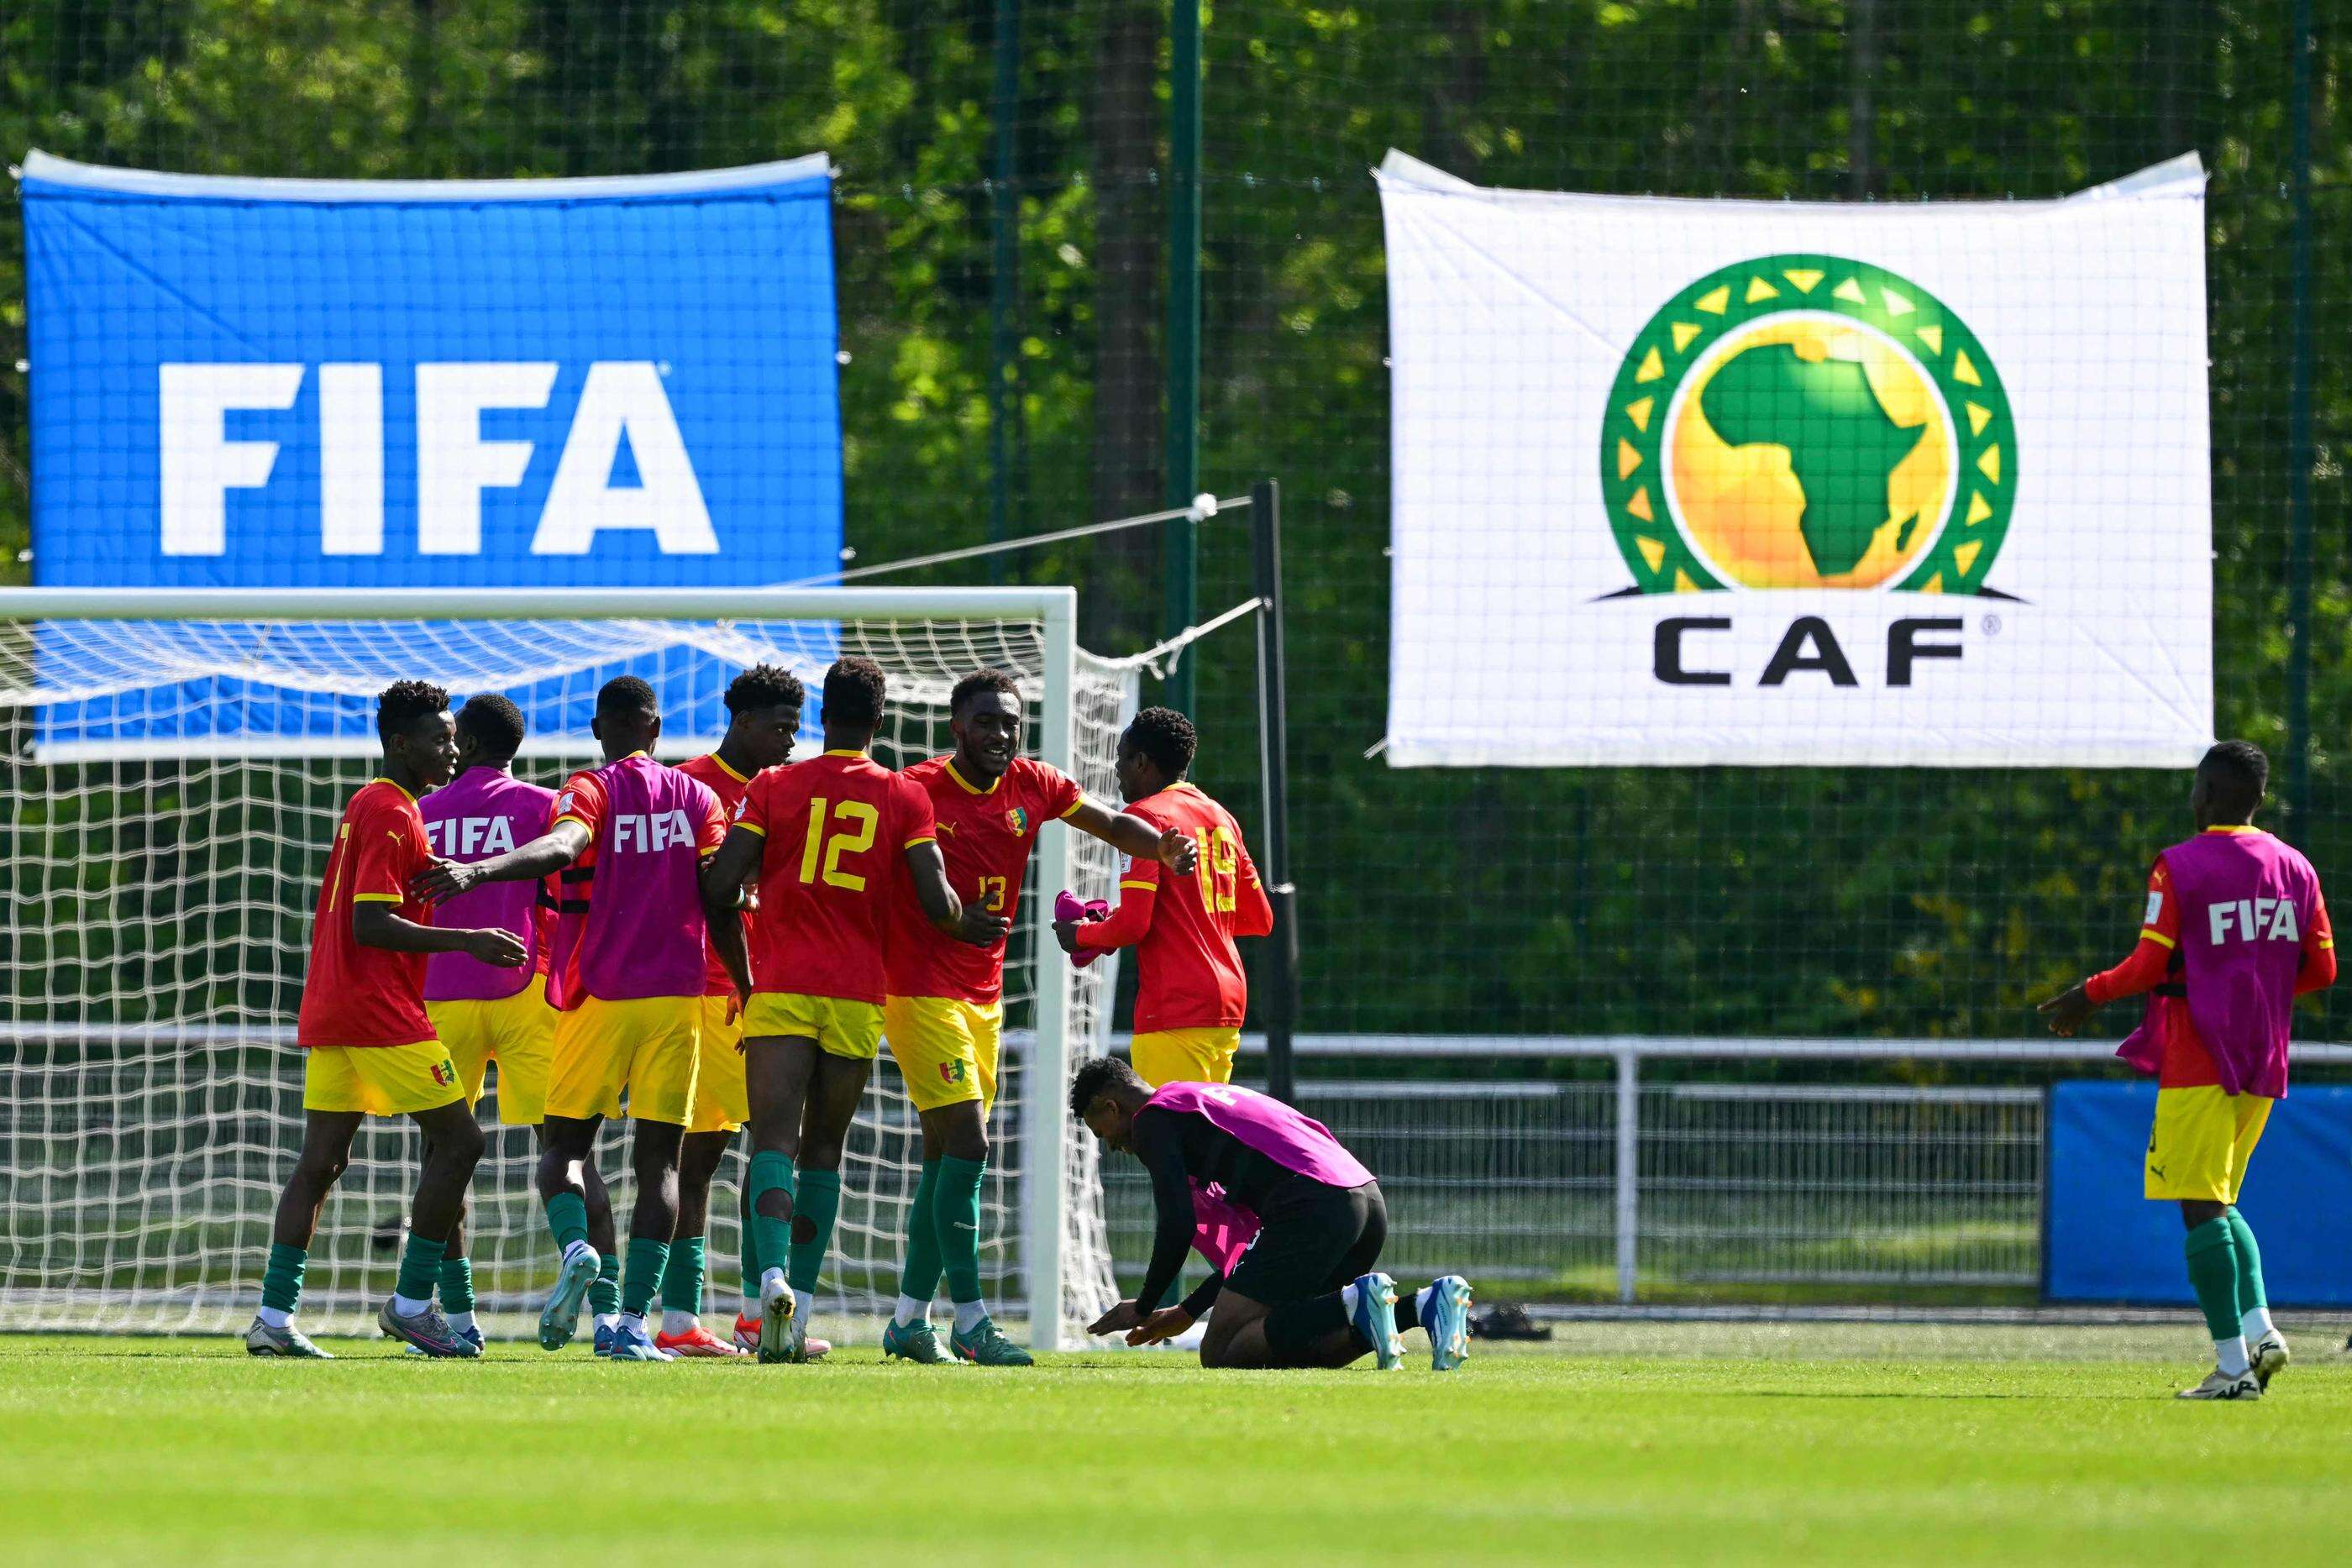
[20,152,843,752]
[2046,1079,2352,1307]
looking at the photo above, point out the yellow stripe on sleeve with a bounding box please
[2140,929,2176,949]
[353,892,403,903]
[1119,879,1158,892]
[553,815,592,833]
[904,835,936,849]
[2318,938,2334,949]
[735,822,766,837]
[1058,797,1087,819]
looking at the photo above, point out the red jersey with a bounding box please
[1074,782,1273,1032]
[677,750,759,998]
[2087,845,2335,1087]
[887,756,1085,1004]
[737,751,936,1005]
[296,778,437,1049]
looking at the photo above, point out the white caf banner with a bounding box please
[1378,150,2213,768]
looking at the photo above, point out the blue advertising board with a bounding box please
[20,152,843,750]
[2046,1079,2352,1306]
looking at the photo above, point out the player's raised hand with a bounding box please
[462,928,529,968]
[2037,981,2096,1036]
[1126,1306,1194,1346]
[1086,1298,1142,1336]
[953,904,1012,947]
[1157,826,1199,874]
[410,857,481,904]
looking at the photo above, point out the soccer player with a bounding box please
[2040,741,2334,1400]
[412,693,601,1352]
[700,656,976,1363]
[1069,1057,1473,1371]
[1051,706,1272,1088]
[244,680,528,1359]
[879,668,1199,1366]
[664,663,806,1358]
[416,675,727,1363]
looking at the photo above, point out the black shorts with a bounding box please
[1222,1177,1386,1306]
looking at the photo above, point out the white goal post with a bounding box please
[0,585,1131,1348]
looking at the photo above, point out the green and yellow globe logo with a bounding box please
[1602,255,2014,594]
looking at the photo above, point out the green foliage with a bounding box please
[0,3,2345,1036]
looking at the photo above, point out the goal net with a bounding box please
[0,586,1131,1347]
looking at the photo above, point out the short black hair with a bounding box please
[1123,706,1196,779]
[454,693,526,763]
[376,679,449,743]
[596,674,659,720]
[2199,740,2269,818]
[822,656,888,731]
[952,668,1021,716]
[725,663,806,716]
[1068,1054,1147,1121]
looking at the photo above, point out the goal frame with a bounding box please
[0,583,1086,1350]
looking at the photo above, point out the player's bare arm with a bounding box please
[349,900,528,966]
[1065,796,1199,874]
[906,840,989,944]
[697,857,756,1003]
[412,819,590,901]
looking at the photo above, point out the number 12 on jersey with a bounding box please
[799,798,879,891]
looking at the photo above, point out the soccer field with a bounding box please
[7,1324,2349,1566]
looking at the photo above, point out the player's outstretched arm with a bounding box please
[411,821,589,901]
[351,902,527,966]
[700,824,764,912]
[1126,1110,1200,1319]
[1065,798,1199,874]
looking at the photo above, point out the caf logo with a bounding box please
[1602,255,2014,595]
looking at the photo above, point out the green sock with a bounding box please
[660,1236,707,1319]
[261,1242,306,1314]
[937,1155,987,1307]
[589,1251,622,1318]
[748,1151,795,1279]
[395,1233,447,1304]
[787,1168,843,1295]
[622,1236,669,1318]
[544,1192,590,1253]
[896,1159,944,1304]
[438,1253,475,1314]
[2225,1208,2268,1319]
[2183,1215,2242,1341]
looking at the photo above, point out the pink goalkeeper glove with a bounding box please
[1055,889,1111,968]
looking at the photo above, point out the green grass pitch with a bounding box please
[6,1324,2349,1565]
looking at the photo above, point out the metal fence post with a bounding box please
[1614,1046,1640,1304]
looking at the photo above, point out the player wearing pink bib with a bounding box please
[413,693,582,1350]
[417,676,727,1363]
[1070,1057,1473,1371]
[2041,741,2336,1400]
[661,663,805,1359]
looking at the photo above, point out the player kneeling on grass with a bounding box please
[246,681,528,1360]
[2040,740,2334,1401]
[1070,1057,1472,1371]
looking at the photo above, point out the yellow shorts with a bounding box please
[302,1040,464,1119]
[1131,1027,1242,1088]
[743,992,886,1062]
[2145,1086,2273,1204]
[885,996,1004,1114]
[689,994,749,1135]
[545,995,703,1127]
[428,974,555,1126]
